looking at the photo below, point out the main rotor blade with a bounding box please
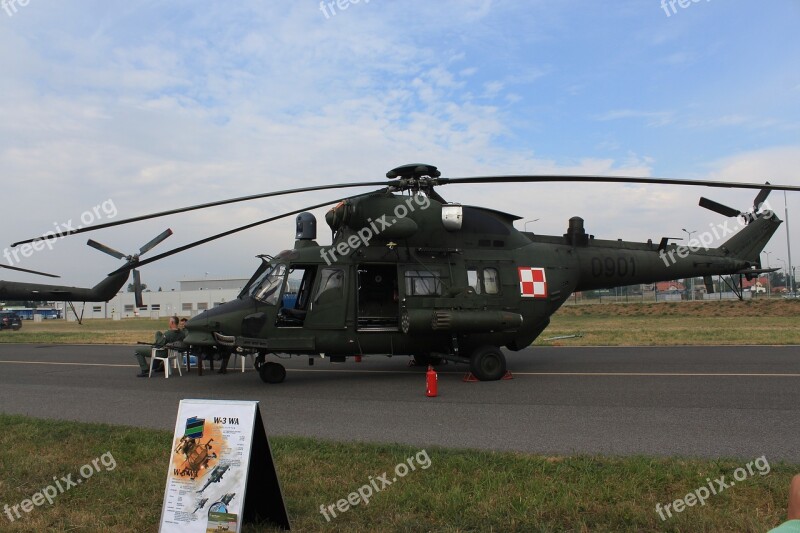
[12,181,390,247]
[108,190,386,276]
[698,197,741,218]
[0,264,61,278]
[139,229,173,256]
[87,239,128,260]
[439,175,800,192]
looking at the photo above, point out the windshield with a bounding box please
[249,264,286,305]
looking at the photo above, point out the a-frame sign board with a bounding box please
[159,399,290,532]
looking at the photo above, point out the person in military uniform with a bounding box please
[134,315,184,377]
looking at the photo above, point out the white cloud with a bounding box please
[594,110,675,128]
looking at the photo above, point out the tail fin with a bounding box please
[719,213,782,265]
[88,270,131,301]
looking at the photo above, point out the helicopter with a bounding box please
[0,230,173,309]
[9,164,799,382]
[198,464,230,494]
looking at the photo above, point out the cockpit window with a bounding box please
[250,264,286,305]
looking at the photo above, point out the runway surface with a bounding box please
[0,343,798,461]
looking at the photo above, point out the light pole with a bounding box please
[784,192,794,295]
[778,258,788,293]
[682,228,696,300]
[524,219,540,232]
[762,251,772,298]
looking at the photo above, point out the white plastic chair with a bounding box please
[233,351,256,372]
[148,347,182,378]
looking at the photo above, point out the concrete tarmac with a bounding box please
[0,343,797,461]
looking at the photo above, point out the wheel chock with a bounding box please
[462,371,514,382]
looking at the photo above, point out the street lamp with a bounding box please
[524,219,540,232]
[777,258,788,293]
[762,251,772,298]
[682,228,696,300]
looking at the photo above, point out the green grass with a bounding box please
[538,299,800,346]
[0,318,163,344]
[0,414,795,532]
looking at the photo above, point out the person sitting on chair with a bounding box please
[134,316,183,377]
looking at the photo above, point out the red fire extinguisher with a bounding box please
[426,365,438,397]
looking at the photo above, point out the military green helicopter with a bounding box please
[10,164,799,382]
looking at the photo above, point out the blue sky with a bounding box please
[1,0,799,287]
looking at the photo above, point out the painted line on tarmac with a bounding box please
[508,371,800,377]
[287,368,800,378]
[0,360,135,368]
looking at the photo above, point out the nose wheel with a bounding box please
[259,361,287,384]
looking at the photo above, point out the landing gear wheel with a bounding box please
[259,361,286,384]
[469,346,506,381]
[254,353,266,371]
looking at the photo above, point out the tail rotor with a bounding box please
[699,182,772,224]
[87,229,173,307]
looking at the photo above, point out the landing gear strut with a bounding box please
[259,361,286,384]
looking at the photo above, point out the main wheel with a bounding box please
[469,346,506,381]
[259,361,286,384]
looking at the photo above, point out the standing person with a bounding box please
[133,316,182,377]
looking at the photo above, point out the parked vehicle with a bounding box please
[0,311,22,330]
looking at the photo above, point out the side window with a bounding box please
[466,266,500,295]
[314,268,345,303]
[483,268,500,294]
[467,269,481,294]
[405,270,443,296]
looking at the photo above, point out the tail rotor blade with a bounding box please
[87,239,128,260]
[133,269,143,308]
[698,197,741,218]
[139,229,173,256]
[753,183,771,212]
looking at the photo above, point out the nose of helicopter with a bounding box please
[182,298,255,345]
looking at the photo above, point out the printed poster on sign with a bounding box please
[158,399,288,532]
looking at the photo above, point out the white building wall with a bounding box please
[56,288,243,320]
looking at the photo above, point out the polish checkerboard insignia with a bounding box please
[518,267,547,298]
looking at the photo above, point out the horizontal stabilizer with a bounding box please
[736,268,779,275]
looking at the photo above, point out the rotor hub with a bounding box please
[386,164,442,193]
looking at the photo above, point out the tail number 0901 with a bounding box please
[590,256,636,278]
